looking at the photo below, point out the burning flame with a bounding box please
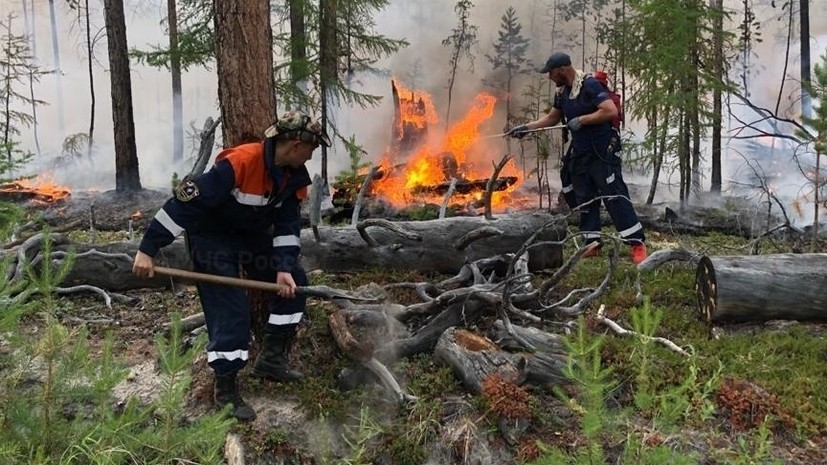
[373,88,521,210]
[0,175,71,204]
[393,80,439,130]
[131,210,142,220]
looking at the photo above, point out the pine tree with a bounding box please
[274,0,407,184]
[486,6,530,128]
[442,0,478,131]
[0,13,47,165]
[796,50,827,247]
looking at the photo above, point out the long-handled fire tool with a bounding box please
[153,265,377,302]
[483,124,567,138]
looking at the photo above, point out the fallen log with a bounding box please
[695,253,827,323]
[302,211,566,274]
[55,239,191,291]
[37,211,563,291]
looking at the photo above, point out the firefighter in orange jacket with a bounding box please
[132,110,331,422]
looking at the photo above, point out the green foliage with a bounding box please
[340,406,384,465]
[170,171,181,193]
[798,51,827,154]
[0,201,25,242]
[0,237,232,464]
[557,318,613,451]
[0,13,48,160]
[330,136,373,215]
[129,0,215,71]
[274,0,408,113]
[619,434,698,464]
[61,133,90,159]
[485,6,530,81]
[441,0,479,72]
[628,299,663,411]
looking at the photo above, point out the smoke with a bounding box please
[1,0,825,217]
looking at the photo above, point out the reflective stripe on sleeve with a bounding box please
[231,188,269,206]
[273,235,301,247]
[154,209,185,237]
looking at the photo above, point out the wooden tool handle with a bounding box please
[154,265,292,294]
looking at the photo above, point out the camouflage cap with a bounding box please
[265,110,332,147]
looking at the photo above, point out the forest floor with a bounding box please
[37,221,827,465]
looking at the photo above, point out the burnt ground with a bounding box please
[7,189,827,464]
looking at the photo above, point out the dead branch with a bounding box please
[483,155,512,220]
[188,116,220,179]
[439,178,458,219]
[352,165,379,226]
[637,248,703,272]
[454,226,504,251]
[309,174,325,242]
[363,358,418,403]
[555,246,618,317]
[3,219,83,249]
[356,218,423,247]
[596,304,689,356]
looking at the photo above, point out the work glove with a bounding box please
[567,117,583,132]
[506,124,530,139]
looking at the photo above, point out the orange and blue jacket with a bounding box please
[138,139,311,272]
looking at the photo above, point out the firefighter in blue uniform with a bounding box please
[508,52,647,264]
[132,111,331,421]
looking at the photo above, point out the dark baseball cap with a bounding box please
[538,52,572,73]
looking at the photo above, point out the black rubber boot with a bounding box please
[251,331,304,382]
[214,372,256,422]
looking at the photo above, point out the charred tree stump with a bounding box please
[434,328,526,394]
[695,253,827,323]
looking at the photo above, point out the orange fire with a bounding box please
[0,175,71,204]
[373,87,521,209]
[393,80,439,130]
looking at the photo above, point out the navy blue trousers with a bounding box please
[566,150,645,245]
[187,232,307,376]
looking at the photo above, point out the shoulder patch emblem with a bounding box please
[175,180,200,202]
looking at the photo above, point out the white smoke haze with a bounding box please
[1,0,825,222]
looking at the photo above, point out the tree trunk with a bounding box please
[48,0,65,139]
[710,0,723,194]
[213,0,275,147]
[800,0,811,118]
[168,0,183,163]
[318,0,338,185]
[103,0,142,192]
[695,254,827,323]
[288,0,307,94]
[84,0,95,158]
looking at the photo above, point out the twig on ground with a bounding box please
[595,304,689,357]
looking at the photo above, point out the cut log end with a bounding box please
[695,256,717,323]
